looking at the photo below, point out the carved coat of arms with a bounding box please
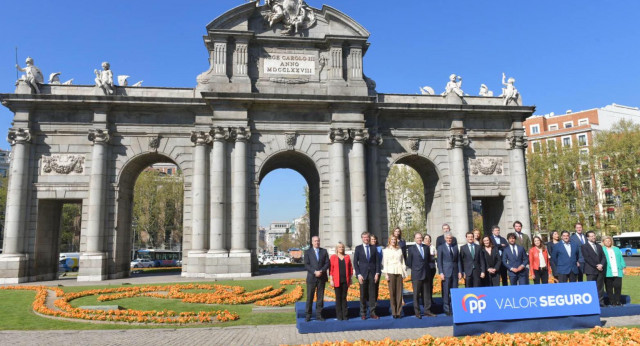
[264,0,316,35]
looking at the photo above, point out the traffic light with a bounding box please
[273,246,278,255]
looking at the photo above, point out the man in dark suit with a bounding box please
[303,236,329,322]
[490,225,509,286]
[435,223,458,249]
[570,222,587,282]
[460,232,485,288]
[513,221,531,252]
[502,232,529,285]
[553,231,580,283]
[582,231,607,306]
[437,232,461,316]
[353,231,380,319]
[406,232,435,318]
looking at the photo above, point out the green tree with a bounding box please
[386,164,426,236]
[132,169,184,249]
[592,120,640,234]
[59,204,81,252]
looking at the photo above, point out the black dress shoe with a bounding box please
[361,316,366,320]
[317,316,325,321]
[371,314,379,320]
[424,311,436,317]
[415,314,422,319]
[305,316,311,322]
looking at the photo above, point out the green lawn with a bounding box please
[0,276,639,330]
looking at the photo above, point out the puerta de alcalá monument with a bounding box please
[0,1,533,283]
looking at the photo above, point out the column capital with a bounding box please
[191,131,212,146]
[506,134,528,150]
[447,134,470,149]
[88,129,110,144]
[230,127,251,142]
[7,128,31,146]
[211,126,230,142]
[349,128,369,144]
[329,128,347,143]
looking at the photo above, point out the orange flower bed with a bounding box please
[625,268,639,276]
[255,285,304,307]
[280,279,306,285]
[292,326,640,345]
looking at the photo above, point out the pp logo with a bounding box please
[462,294,487,314]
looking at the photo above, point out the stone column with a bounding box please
[2,128,31,255]
[231,127,251,253]
[86,129,110,254]
[209,127,228,254]
[190,131,211,254]
[367,132,383,241]
[507,134,532,233]
[329,129,348,247]
[447,132,471,240]
[349,129,368,247]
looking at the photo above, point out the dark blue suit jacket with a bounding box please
[570,233,586,263]
[353,244,380,278]
[552,241,580,275]
[502,244,528,276]
[436,243,460,278]
[406,244,431,281]
[490,235,508,256]
[304,247,329,282]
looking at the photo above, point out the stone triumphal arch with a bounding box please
[0,2,534,283]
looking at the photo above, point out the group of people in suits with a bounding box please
[303,221,627,322]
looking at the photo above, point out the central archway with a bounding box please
[256,151,321,248]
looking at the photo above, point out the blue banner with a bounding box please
[450,282,601,323]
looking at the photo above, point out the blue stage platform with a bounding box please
[296,295,638,335]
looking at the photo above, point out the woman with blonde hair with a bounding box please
[602,236,627,306]
[383,235,407,318]
[328,242,353,320]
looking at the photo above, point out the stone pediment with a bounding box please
[196,2,372,97]
[206,2,370,39]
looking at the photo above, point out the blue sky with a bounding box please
[1,1,639,226]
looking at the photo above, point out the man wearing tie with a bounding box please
[513,221,531,252]
[407,232,436,318]
[435,223,458,248]
[437,232,461,316]
[303,236,329,322]
[490,225,509,286]
[502,232,529,285]
[460,232,485,287]
[353,232,380,320]
[570,223,587,282]
[553,231,580,283]
[582,231,607,306]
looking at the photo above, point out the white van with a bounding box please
[59,252,80,272]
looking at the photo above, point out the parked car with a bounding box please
[130,258,155,268]
[271,256,292,264]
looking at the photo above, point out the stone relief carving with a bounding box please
[469,157,503,176]
[442,74,463,97]
[285,132,297,150]
[479,84,494,97]
[94,62,114,95]
[149,136,160,151]
[318,54,328,79]
[329,128,347,143]
[363,74,377,96]
[263,0,317,35]
[506,134,527,150]
[7,128,32,145]
[88,129,110,144]
[447,134,470,149]
[501,72,520,106]
[42,154,85,175]
[369,132,383,147]
[408,138,420,152]
[190,131,212,145]
[16,57,44,94]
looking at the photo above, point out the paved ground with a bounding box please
[2,268,640,345]
[0,315,639,346]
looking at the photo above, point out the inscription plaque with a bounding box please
[264,54,316,75]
